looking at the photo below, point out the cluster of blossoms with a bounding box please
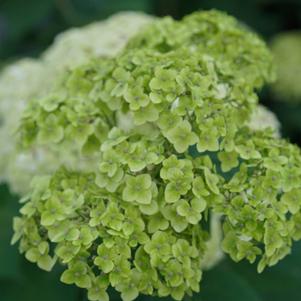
[11,10,301,301]
[0,12,153,194]
[271,31,301,102]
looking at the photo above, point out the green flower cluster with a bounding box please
[12,9,301,301]
[271,31,301,102]
[18,10,275,155]
[127,10,274,89]
[0,12,153,194]
[13,168,205,301]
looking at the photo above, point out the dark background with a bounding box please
[1,1,301,301]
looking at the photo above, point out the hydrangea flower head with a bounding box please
[12,10,301,301]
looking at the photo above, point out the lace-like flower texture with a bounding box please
[12,10,301,301]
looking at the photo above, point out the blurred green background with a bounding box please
[1,0,301,300]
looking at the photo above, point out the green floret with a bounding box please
[122,174,153,204]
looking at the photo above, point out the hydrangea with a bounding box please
[12,9,301,301]
[0,12,153,194]
[271,31,301,102]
